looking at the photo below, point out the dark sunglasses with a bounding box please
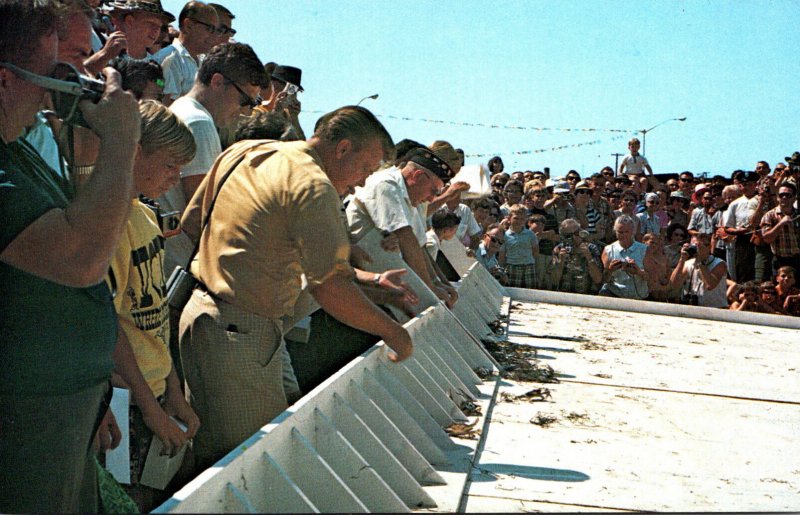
[778,192,796,198]
[566,176,580,181]
[222,75,262,108]
[218,25,237,36]
[575,189,591,195]
[189,18,222,34]
[488,235,504,245]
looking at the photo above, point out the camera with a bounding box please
[685,245,698,258]
[50,62,105,128]
[140,196,182,237]
[680,292,699,306]
[157,210,182,236]
[0,61,104,128]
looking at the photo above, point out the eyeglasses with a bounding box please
[189,18,222,34]
[422,169,445,196]
[488,235,504,245]
[679,177,693,183]
[222,75,262,108]
[217,25,237,36]
[778,192,796,199]
[566,176,580,182]
[575,190,591,195]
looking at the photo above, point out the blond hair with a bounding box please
[139,100,196,164]
[509,204,527,217]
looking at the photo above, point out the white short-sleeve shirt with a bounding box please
[346,167,427,246]
[159,39,199,100]
[620,153,649,175]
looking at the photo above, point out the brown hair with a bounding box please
[313,105,395,162]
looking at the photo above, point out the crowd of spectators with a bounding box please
[1,1,799,513]
[477,141,800,314]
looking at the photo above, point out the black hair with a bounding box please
[431,210,461,230]
[110,57,163,100]
[197,42,268,87]
[0,0,59,65]
[235,110,296,142]
[393,139,425,166]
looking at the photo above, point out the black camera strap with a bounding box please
[185,140,279,271]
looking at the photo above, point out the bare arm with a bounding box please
[696,259,726,290]
[0,69,140,287]
[311,274,413,361]
[395,226,435,287]
[111,327,190,455]
[669,255,689,289]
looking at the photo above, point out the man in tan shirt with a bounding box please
[180,106,413,470]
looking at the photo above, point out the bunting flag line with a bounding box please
[465,134,629,158]
[304,110,633,133]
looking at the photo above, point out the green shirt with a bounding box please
[0,138,116,396]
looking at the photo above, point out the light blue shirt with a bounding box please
[504,228,537,265]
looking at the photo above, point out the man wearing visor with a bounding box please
[347,146,459,307]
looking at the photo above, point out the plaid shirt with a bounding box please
[761,206,800,257]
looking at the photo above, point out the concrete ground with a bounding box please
[460,299,800,512]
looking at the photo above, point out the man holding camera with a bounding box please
[669,233,728,308]
[0,1,141,511]
[760,182,800,275]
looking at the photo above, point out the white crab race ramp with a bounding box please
[156,265,800,513]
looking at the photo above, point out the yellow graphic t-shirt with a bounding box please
[109,200,172,397]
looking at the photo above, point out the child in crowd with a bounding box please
[618,137,654,188]
[729,281,777,313]
[775,266,800,316]
[501,204,539,288]
[527,214,550,289]
[425,211,461,259]
[758,281,785,314]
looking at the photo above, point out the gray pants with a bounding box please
[180,289,299,471]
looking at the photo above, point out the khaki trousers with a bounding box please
[180,289,290,470]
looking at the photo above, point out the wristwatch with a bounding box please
[373,273,381,285]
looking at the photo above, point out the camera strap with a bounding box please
[185,141,278,271]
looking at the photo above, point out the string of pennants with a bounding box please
[304,109,635,157]
[466,134,629,158]
[305,109,632,133]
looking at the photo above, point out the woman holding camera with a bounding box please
[669,233,728,308]
[551,218,602,295]
[599,215,651,299]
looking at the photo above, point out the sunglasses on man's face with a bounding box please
[223,75,262,108]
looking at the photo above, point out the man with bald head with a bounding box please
[158,1,219,102]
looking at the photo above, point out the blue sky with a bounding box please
[161,0,800,178]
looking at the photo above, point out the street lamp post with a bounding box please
[640,117,686,156]
[356,93,379,106]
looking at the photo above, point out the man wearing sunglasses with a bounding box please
[760,183,800,275]
[159,42,267,275]
[0,2,141,512]
[209,3,237,45]
[158,1,219,103]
